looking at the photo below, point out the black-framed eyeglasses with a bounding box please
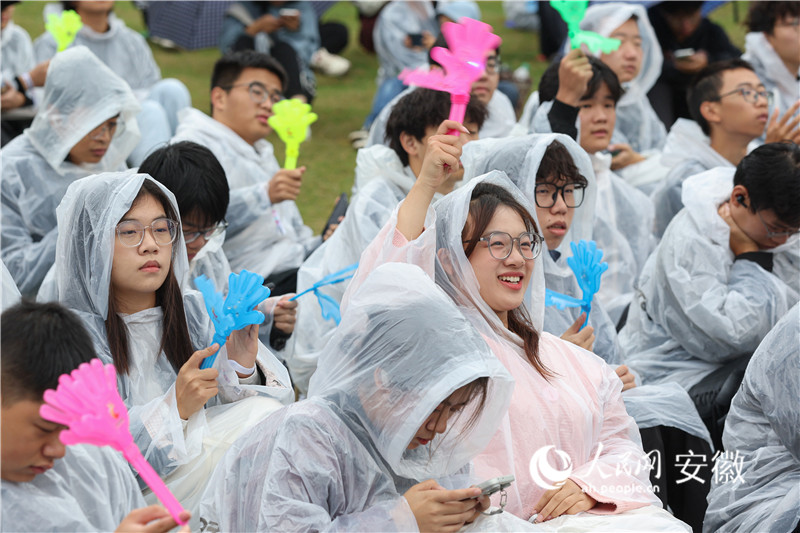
[464,231,543,260]
[714,87,772,106]
[757,211,799,238]
[116,218,179,247]
[182,221,229,244]
[534,183,586,208]
[222,81,284,105]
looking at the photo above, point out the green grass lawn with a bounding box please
[11,1,749,230]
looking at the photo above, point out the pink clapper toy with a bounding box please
[399,17,501,135]
[39,359,188,525]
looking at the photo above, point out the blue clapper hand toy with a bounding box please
[545,240,608,330]
[290,263,358,325]
[194,270,272,370]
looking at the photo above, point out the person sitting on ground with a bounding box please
[34,1,190,166]
[52,170,293,522]
[140,142,298,357]
[172,51,327,296]
[1,0,50,145]
[743,1,800,144]
[1,46,140,298]
[619,143,800,445]
[1,300,190,532]
[704,303,800,533]
[365,29,513,147]
[571,3,671,193]
[200,262,517,532]
[348,125,687,528]
[291,88,485,395]
[534,55,656,326]
[462,134,713,530]
[652,59,797,236]
[646,1,740,127]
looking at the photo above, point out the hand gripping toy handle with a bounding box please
[199,333,227,370]
[124,444,188,525]
[447,93,471,136]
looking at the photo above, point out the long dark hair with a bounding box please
[105,179,194,375]
[462,183,553,379]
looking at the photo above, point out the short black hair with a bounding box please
[385,88,488,166]
[139,141,230,228]
[428,33,501,68]
[688,59,755,136]
[1,301,95,405]
[734,142,800,228]
[210,51,288,112]
[536,140,588,187]
[659,1,703,16]
[747,1,800,34]
[538,55,623,104]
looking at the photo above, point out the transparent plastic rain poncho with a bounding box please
[743,31,800,120]
[1,445,145,532]
[1,46,140,297]
[462,134,655,326]
[51,170,293,514]
[704,303,800,533]
[1,20,35,83]
[291,144,422,393]
[365,85,515,150]
[652,118,734,237]
[372,1,438,87]
[578,3,666,153]
[34,11,160,92]
[172,108,319,278]
[462,134,710,445]
[348,170,670,523]
[1,260,21,311]
[199,262,514,532]
[619,167,800,391]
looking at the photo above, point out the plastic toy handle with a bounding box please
[199,334,226,370]
[124,444,188,525]
[284,143,299,170]
[447,93,471,136]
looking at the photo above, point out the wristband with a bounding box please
[228,358,256,376]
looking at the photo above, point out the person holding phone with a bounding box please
[199,263,516,532]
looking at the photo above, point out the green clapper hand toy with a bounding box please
[551,1,621,54]
[46,10,83,52]
[267,99,318,170]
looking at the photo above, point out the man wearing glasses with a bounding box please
[620,143,800,444]
[172,51,322,295]
[653,58,796,236]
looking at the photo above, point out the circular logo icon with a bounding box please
[528,445,573,490]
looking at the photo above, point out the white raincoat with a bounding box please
[652,119,733,236]
[199,262,515,532]
[52,170,293,520]
[1,260,21,311]
[172,108,319,278]
[619,167,800,391]
[373,1,438,88]
[704,303,800,533]
[743,31,800,121]
[1,20,34,84]
[1,46,140,297]
[1,445,145,532]
[461,134,710,445]
[291,144,424,393]
[349,171,687,529]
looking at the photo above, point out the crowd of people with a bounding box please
[1,1,798,532]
